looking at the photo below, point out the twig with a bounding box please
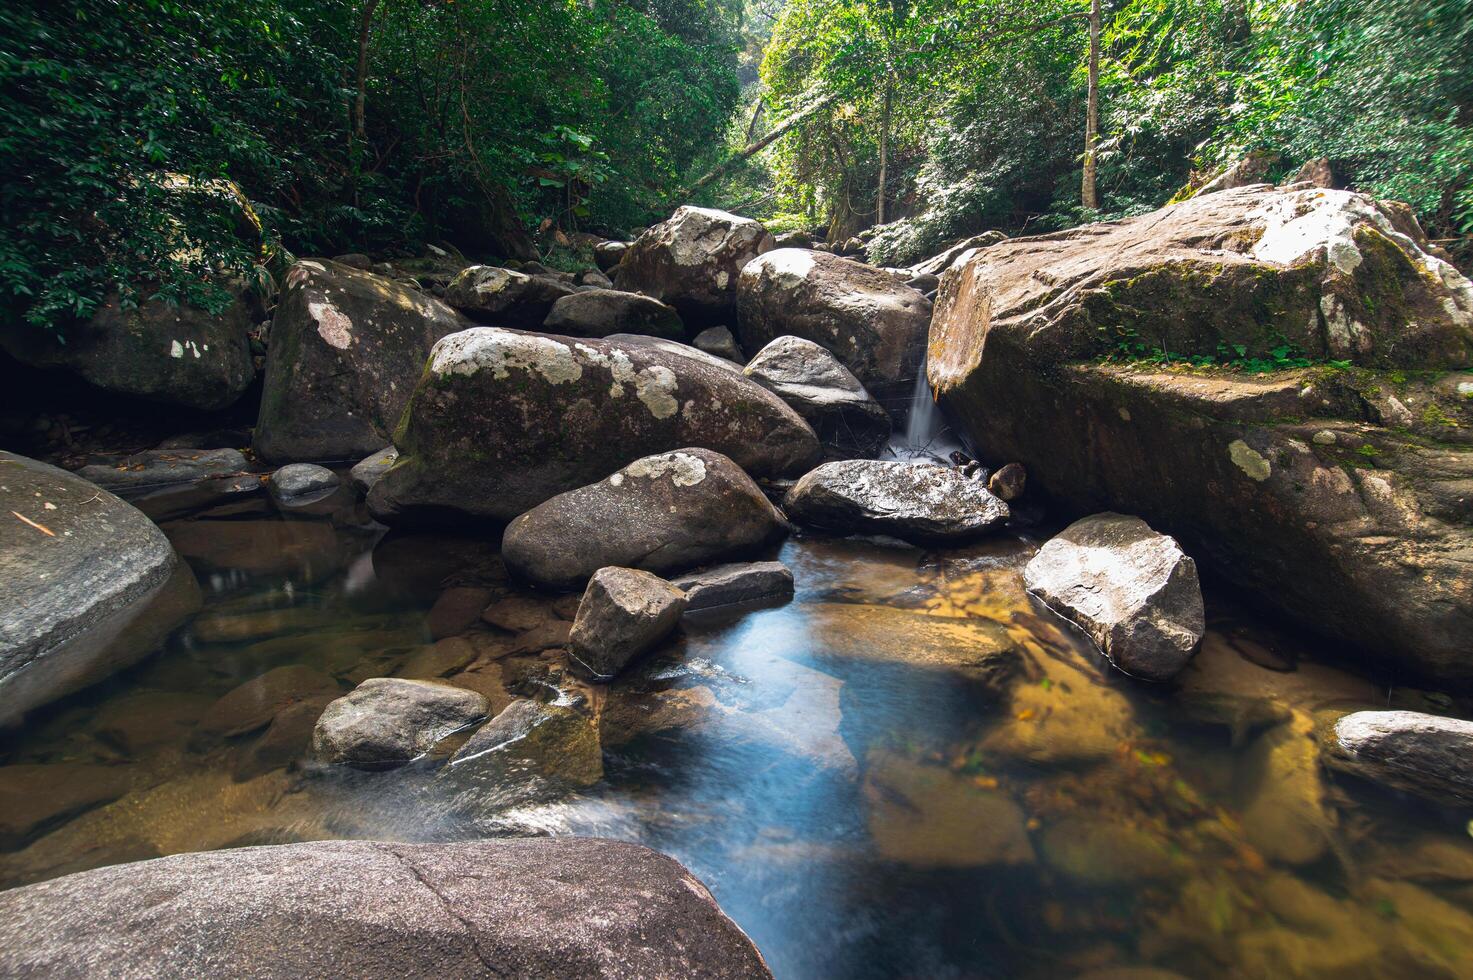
[11,511,56,537]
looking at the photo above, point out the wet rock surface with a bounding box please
[1329,710,1473,805]
[670,561,794,611]
[311,677,489,769]
[267,462,339,506]
[568,567,687,681]
[349,446,397,494]
[77,448,251,491]
[783,460,1009,544]
[444,699,603,804]
[743,335,891,458]
[614,206,774,325]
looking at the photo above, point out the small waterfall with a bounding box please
[903,356,940,450]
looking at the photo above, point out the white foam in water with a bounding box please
[889,356,959,463]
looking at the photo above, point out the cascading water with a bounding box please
[888,354,958,463]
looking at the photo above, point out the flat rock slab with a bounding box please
[783,460,1009,545]
[1024,513,1204,682]
[0,837,772,979]
[77,449,250,491]
[671,561,795,611]
[312,677,489,769]
[0,763,133,849]
[568,567,687,681]
[1330,710,1473,806]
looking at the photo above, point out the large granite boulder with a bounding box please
[503,449,787,590]
[1024,514,1204,682]
[368,328,819,526]
[444,265,577,326]
[0,838,772,978]
[543,289,684,340]
[614,206,774,325]
[254,259,470,463]
[311,677,490,769]
[568,567,688,681]
[929,184,1473,685]
[1,453,199,725]
[743,335,891,458]
[736,249,933,398]
[783,460,1009,545]
[1329,710,1473,806]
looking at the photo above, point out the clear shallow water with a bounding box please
[5,496,1473,979]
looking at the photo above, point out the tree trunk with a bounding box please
[679,92,838,199]
[353,0,383,142]
[1081,0,1101,210]
[877,77,892,225]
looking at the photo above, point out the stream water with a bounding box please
[5,487,1473,978]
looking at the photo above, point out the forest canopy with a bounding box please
[2,0,1469,332]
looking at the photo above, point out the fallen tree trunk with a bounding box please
[679,92,838,199]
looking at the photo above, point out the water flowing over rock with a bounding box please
[743,335,892,458]
[614,206,775,325]
[443,699,603,804]
[568,567,688,681]
[444,265,577,326]
[1,453,198,725]
[670,561,795,611]
[254,259,470,463]
[543,288,684,339]
[502,448,787,590]
[1329,710,1473,805]
[736,248,933,397]
[368,328,818,526]
[0,838,773,978]
[783,460,1009,544]
[311,677,489,769]
[929,184,1473,685]
[1023,514,1204,682]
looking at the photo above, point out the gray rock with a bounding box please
[907,231,1008,279]
[592,240,629,271]
[368,329,818,526]
[743,336,891,458]
[0,838,773,979]
[782,460,1009,545]
[1023,513,1204,682]
[987,461,1026,501]
[78,449,250,491]
[1,453,196,725]
[444,265,578,326]
[543,289,683,340]
[615,206,775,325]
[670,561,795,611]
[503,449,787,590]
[568,568,687,681]
[254,260,469,463]
[1330,710,1473,805]
[268,463,339,506]
[350,446,398,494]
[575,268,614,289]
[311,677,489,769]
[773,230,813,249]
[444,699,603,804]
[693,325,744,362]
[1288,156,1334,189]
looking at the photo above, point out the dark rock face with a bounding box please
[0,289,255,411]
[670,561,794,611]
[1,453,198,725]
[543,289,684,340]
[311,677,489,769]
[568,567,687,681]
[368,328,818,526]
[1330,710,1473,805]
[267,463,339,506]
[987,462,1026,502]
[693,326,744,362]
[0,838,773,979]
[614,206,775,325]
[929,185,1473,685]
[593,240,629,272]
[77,449,250,491]
[444,700,603,804]
[444,265,578,326]
[502,449,787,590]
[1023,514,1204,682]
[783,460,1009,545]
[736,248,932,397]
[254,259,470,463]
[743,335,891,458]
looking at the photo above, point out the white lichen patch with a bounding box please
[621,451,707,487]
[169,340,184,359]
[1228,439,1271,481]
[431,327,582,384]
[308,299,354,350]
[634,365,680,419]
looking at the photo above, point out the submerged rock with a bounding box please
[502,449,786,590]
[367,328,819,526]
[1236,714,1336,865]
[254,259,469,463]
[349,446,397,495]
[670,561,794,611]
[199,665,340,738]
[1024,514,1204,682]
[0,763,133,849]
[1328,710,1473,805]
[783,460,1009,544]
[267,463,339,507]
[444,265,577,326]
[568,568,687,682]
[543,289,683,340]
[614,206,775,325]
[743,336,891,458]
[311,677,489,769]
[77,449,251,491]
[1040,816,1186,886]
[0,838,773,978]
[736,248,932,397]
[444,699,603,804]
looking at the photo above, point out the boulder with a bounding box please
[1329,710,1473,805]
[987,462,1026,501]
[773,230,814,249]
[743,335,891,458]
[199,665,340,738]
[737,249,932,398]
[311,677,489,769]
[782,460,1009,545]
[503,449,787,590]
[77,448,251,491]
[444,265,578,326]
[350,446,397,495]
[0,838,773,978]
[614,206,774,325]
[0,289,255,411]
[592,239,629,272]
[568,568,687,681]
[907,231,1008,279]
[929,185,1473,685]
[1,453,197,725]
[670,561,794,611]
[254,260,470,462]
[444,699,603,803]
[267,463,339,507]
[543,289,683,340]
[367,328,818,526]
[693,326,744,362]
[1023,514,1204,682]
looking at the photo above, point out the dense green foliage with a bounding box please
[1,0,740,331]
